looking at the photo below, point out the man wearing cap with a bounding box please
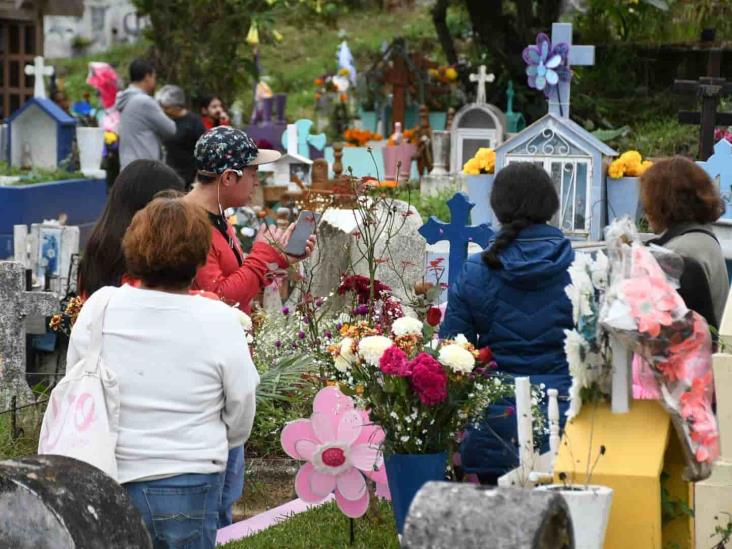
[185,126,315,314]
[184,126,315,528]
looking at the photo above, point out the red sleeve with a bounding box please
[194,241,288,311]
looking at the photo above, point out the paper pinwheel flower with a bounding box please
[281,386,386,518]
[522,33,571,97]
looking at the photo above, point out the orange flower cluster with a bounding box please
[364,178,398,189]
[428,66,459,84]
[386,128,415,146]
[394,334,421,355]
[344,128,383,147]
[339,321,380,339]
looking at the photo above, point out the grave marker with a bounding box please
[674,49,732,161]
[0,261,58,409]
[24,56,54,99]
[279,119,326,159]
[469,65,495,105]
[418,192,493,286]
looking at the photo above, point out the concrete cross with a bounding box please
[0,261,58,410]
[469,65,495,105]
[418,192,493,286]
[280,119,327,158]
[24,56,54,99]
[539,23,595,118]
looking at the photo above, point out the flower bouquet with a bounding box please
[607,150,652,179]
[599,219,719,480]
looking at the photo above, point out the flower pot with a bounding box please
[383,143,416,181]
[535,484,613,549]
[384,452,447,534]
[466,174,494,226]
[76,127,105,177]
[606,176,642,223]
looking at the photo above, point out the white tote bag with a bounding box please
[38,290,120,480]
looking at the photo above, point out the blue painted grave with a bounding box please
[699,139,732,221]
[280,119,326,159]
[418,192,493,286]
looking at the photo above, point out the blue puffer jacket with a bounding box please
[440,223,574,477]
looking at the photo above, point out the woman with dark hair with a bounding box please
[198,94,230,131]
[640,157,729,328]
[440,162,574,483]
[78,159,185,297]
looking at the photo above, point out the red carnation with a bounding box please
[379,345,411,377]
[477,346,493,364]
[409,353,448,405]
[425,306,442,327]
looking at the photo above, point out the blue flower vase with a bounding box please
[384,451,447,534]
[466,174,495,227]
[606,176,642,223]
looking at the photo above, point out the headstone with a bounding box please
[24,56,54,99]
[694,291,732,546]
[402,482,574,548]
[469,65,495,105]
[674,49,732,161]
[0,455,152,548]
[449,103,506,174]
[421,130,458,197]
[0,261,58,410]
[270,124,313,192]
[308,200,425,305]
[14,223,80,294]
[279,119,326,159]
[418,192,493,286]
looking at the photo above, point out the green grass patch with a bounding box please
[0,405,43,460]
[0,162,87,185]
[221,499,398,549]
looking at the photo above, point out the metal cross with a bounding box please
[24,56,54,99]
[469,65,495,105]
[418,192,493,286]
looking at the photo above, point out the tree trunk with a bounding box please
[432,0,458,66]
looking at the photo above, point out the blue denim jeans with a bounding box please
[218,445,245,528]
[125,472,224,549]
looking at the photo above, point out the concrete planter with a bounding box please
[0,177,107,258]
[535,484,613,549]
[76,127,105,177]
[466,174,495,226]
[606,176,642,222]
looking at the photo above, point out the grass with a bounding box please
[0,405,44,460]
[0,161,86,185]
[221,499,399,549]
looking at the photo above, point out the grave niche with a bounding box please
[449,103,506,174]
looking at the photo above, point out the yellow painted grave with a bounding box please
[553,400,692,549]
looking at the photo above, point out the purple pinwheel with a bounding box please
[522,33,571,98]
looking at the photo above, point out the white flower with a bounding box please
[566,378,582,419]
[453,334,469,347]
[438,344,475,374]
[334,355,352,372]
[392,316,423,337]
[358,335,393,366]
[236,311,253,332]
[590,250,609,290]
[564,329,588,386]
[334,337,356,372]
[240,226,256,238]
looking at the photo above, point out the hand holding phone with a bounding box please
[284,211,319,258]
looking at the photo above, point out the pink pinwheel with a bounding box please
[281,386,386,518]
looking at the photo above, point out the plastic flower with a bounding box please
[379,345,412,377]
[438,344,475,374]
[281,387,386,518]
[522,33,570,97]
[409,353,448,405]
[621,276,677,337]
[392,316,423,337]
[358,336,393,366]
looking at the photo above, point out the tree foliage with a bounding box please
[131,0,278,104]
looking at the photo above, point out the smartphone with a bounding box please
[285,211,319,257]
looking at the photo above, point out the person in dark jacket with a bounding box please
[440,162,574,483]
[640,157,729,329]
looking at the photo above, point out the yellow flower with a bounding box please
[272,29,283,42]
[608,159,625,179]
[463,157,481,175]
[619,150,642,166]
[445,67,458,81]
[338,67,350,76]
[246,22,259,46]
[428,68,439,78]
[104,131,118,145]
[624,159,643,177]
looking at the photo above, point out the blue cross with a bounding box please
[418,192,494,286]
[698,138,732,220]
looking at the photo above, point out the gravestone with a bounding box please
[694,291,732,546]
[469,65,495,105]
[418,192,493,286]
[0,455,152,548]
[0,261,58,410]
[421,130,459,197]
[14,223,80,294]
[307,199,425,305]
[24,56,54,100]
[270,124,313,192]
[279,119,326,159]
[402,482,573,548]
[698,138,732,224]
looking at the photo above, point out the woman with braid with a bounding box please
[440,162,574,483]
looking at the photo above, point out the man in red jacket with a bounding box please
[185,126,315,313]
[185,126,316,528]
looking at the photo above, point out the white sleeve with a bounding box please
[218,319,260,448]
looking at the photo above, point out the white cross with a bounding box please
[469,65,495,105]
[24,56,54,99]
[538,22,595,118]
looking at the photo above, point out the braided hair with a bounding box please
[482,162,560,269]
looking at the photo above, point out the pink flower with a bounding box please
[409,353,448,405]
[621,276,677,336]
[379,346,411,377]
[280,387,386,518]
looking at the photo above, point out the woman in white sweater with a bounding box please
[68,196,258,549]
